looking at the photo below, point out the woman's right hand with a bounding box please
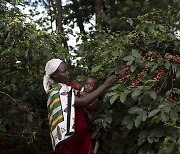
[103,75,118,88]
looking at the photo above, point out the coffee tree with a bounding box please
[78,10,180,153]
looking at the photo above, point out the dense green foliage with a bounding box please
[77,10,180,154]
[0,0,179,153]
[0,1,70,152]
[29,0,180,34]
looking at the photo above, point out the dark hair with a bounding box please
[86,75,99,86]
[87,75,98,81]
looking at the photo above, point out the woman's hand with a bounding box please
[103,75,118,88]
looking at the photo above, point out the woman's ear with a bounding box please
[51,72,57,80]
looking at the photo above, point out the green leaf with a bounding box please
[176,89,180,95]
[110,94,119,104]
[27,112,34,122]
[128,107,143,114]
[148,109,160,117]
[151,64,158,72]
[123,55,135,61]
[148,91,157,100]
[163,106,171,114]
[146,62,154,68]
[148,24,155,32]
[176,71,180,78]
[131,89,142,98]
[142,111,147,122]
[138,131,148,146]
[150,116,158,125]
[102,121,107,128]
[166,89,172,96]
[147,137,153,144]
[120,90,131,103]
[130,65,136,72]
[165,61,171,69]
[170,111,178,119]
[122,115,131,125]
[135,114,143,127]
[105,116,112,123]
[1,48,13,55]
[105,92,118,97]
[92,65,101,72]
[127,18,133,26]
[127,119,134,129]
[111,50,119,57]
[161,111,169,122]
[168,33,177,40]
[159,25,167,32]
[132,49,141,58]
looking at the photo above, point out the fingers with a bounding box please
[110,74,118,81]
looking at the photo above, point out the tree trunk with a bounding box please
[49,0,54,33]
[72,0,87,41]
[95,0,103,26]
[54,0,68,49]
[55,0,63,32]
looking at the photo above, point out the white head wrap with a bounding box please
[43,59,63,93]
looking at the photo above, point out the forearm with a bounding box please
[74,84,108,106]
[74,74,117,106]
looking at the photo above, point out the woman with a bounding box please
[43,59,117,154]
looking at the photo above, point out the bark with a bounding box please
[54,0,68,48]
[95,0,103,26]
[55,0,63,32]
[72,0,87,41]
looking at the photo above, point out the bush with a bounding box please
[78,11,180,154]
[0,2,69,152]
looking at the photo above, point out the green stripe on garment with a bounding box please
[52,110,63,120]
[49,101,62,115]
[47,92,59,111]
[50,110,64,127]
[51,84,62,92]
[51,115,64,132]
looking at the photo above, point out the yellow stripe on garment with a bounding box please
[48,114,50,120]
[50,98,60,110]
[51,114,63,129]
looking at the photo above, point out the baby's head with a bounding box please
[84,75,99,93]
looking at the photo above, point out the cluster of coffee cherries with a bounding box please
[170,55,180,63]
[154,68,164,81]
[130,73,141,88]
[130,67,149,88]
[166,95,179,102]
[119,67,131,81]
[142,67,149,73]
[146,50,161,62]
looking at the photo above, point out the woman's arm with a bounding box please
[74,75,117,106]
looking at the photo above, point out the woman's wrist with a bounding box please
[101,83,109,90]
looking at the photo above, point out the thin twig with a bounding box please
[0,91,28,112]
[0,132,19,137]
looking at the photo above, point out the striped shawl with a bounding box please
[47,83,75,151]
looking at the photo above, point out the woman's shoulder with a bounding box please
[48,83,62,94]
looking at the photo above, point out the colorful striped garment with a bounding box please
[47,83,75,151]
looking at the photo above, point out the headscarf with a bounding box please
[43,59,63,93]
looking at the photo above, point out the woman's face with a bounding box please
[52,62,70,84]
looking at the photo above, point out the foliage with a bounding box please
[102,0,180,31]
[0,0,180,153]
[26,0,180,36]
[78,10,180,153]
[0,0,70,151]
